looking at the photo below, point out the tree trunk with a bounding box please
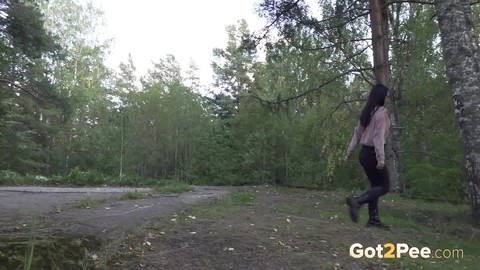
[389,39,408,193]
[434,0,480,224]
[119,112,124,178]
[369,0,403,192]
[369,0,389,85]
[386,95,404,192]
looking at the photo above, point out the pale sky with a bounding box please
[94,0,267,88]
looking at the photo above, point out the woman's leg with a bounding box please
[366,165,390,229]
[346,146,389,225]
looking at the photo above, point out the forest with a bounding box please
[1,0,480,223]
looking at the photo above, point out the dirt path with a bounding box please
[1,185,479,270]
[0,186,231,242]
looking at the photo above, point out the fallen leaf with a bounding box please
[286,218,291,223]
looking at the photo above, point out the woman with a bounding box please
[344,83,391,230]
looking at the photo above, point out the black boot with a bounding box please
[366,207,390,230]
[346,192,371,223]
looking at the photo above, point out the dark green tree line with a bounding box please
[0,0,477,223]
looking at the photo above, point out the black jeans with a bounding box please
[359,145,390,212]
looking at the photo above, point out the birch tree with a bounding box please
[434,0,480,224]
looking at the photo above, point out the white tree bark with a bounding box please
[434,0,480,223]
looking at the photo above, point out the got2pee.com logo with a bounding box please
[349,242,464,259]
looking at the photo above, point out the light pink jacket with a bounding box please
[346,106,390,163]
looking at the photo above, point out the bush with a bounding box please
[64,167,107,186]
[0,170,23,185]
[403,161,466,202]
[154,179,193,193]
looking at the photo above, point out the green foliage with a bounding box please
[0,170,23,185]
[1,0,60,59]
[65,167,106,186]
[403,161,466,202]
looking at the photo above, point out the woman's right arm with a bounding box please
[372,110,388,165]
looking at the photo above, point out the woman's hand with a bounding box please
[376,161,385,170]
[344,152,351,162]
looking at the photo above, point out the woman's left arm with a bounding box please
[346,122,363,159]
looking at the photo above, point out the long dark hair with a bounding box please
[359,84,389,128]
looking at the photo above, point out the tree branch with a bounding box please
[301,12,370,36]
[250,67,371,104]
[324,36,374,84]
[0,79,41,101]
[284,37,372,51]
[386,0,478,5]
[255,0,302,45]
[255,1,370,48]
[322,98,365,124]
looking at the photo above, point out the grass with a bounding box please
[73,198,107,209]
[227,191,256,205]
[24,216,36,270]
[153,180,194,194]
[6,216,100,270]
[189,191,256,220]
[120,191,148,200]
